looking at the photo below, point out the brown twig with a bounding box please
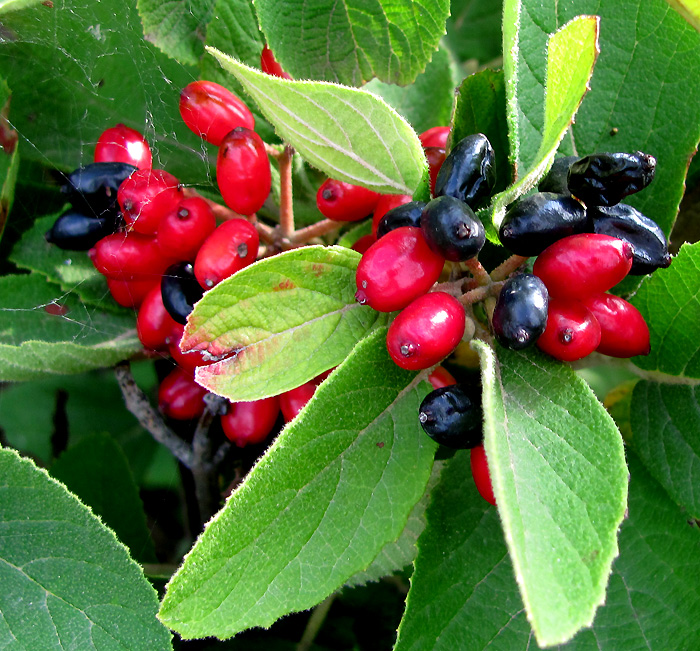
[289,218,343,245]
[461,257,491,286]
[278,145,296,238]
[490,254,529,282]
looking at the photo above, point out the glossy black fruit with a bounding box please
[420,195,485,261]
[434,133,495,209]
[538,156,578,195]
[589,203,671,275]
[161,262,205,325]
[418,384,483,449]
[44,210,114,250]
[492,274,549,350]
[61,162,137,218]
[499,192,587,256]
[567,151,656,207]
[376,201,426,239]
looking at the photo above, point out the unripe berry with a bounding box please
[471,444,496,506]
[194,218,259,289]
[90,231,174,282]
[157,196,216,261]
[536,297,601,361]
[117,168,183,234]
[386,292,465,370]
[355,226,445,312]
[533,233,633,300]
[221,396,281,447]
[137,285,182,351]
[350,234,376,254]
[106,278,158,309]
[280,382,317,422]
[217,127,271,215]
[425,146,446,195]
[158,368,209,420]
[418,126,450,149]
[260,45,292,79]
[428,366,457,389]
[317,178,381,222]
[179,80,255,146]
[581,293,650,358]
[94,123,152,170]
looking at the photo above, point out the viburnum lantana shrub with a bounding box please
[0,0,699,649]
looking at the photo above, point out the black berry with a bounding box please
[45,210,115,251]
[588,203,671,275]
[538,156,578,195]
[567,151,656,207]
[434,133,496,210]
[492,274,549,350]
[418,384,483,449]
[376,201,426,239]
[161,262,205,325]
[420,195,485,261]
[61,161,136,218]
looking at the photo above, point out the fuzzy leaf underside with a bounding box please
[158,329,436,639]
[255,0,451,86]
[206,49,426,194]
[474,341,628,647]
[184,245,387,401]
[0,448,172,650]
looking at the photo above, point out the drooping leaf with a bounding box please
[473,341,628,647]
[451,68,510,194]
[137,0,216,66]
[629,381,700,519]
[50,432,156,563]
[630,242,700,379]
[493,14,599,228]
[158,328,436,639]
[444,0,504,65]
[184,245,387,401]
[255,0,451,86]
[363,47,457,135]
[395,446,700,650]
[0,447,172,650]
[206,49,426,194]
[0,274,140,381]
[9,214,127,313]
[0,0,209,180]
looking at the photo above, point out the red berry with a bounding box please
[90,231,174,282]
[216,127,271,215]
[425,147,446,195]
[355,226,445,312]
[260,45,292,79]
[158,368,208,420]
[194,218,259,289]
[533,233,633,300]
[536,297,601,361]
[156,196,216,261]
[386,292,465,370]
[350,234,376,254]
[428,365,457,389]
[117,168,183,234]
[317,179,381,222]
[280,382,317,422]
[471,444,496,506]
[221,396,281,447]
[94,124,152,170]
[137,285,181,351]
[371,194,412,236]
[179,80,255,146]
[106,277,158,309]
[581,293,650,357]
[168,337,217,373]
[419,126,450,149]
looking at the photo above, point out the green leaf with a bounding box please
[629,381,700,519]
[494,13,599,228]
[630,242,700,379]
[444,0,504,65]
[50,432,156,563]
[473,341,628,647]
[335,218,373,249]
[10,215,127,313]
[206,49,426,194]
[0,0,208,180]
[137,0,216,66]
[666,0,700,32]
[0,447,172,650]
[363,47,457,134]
[395,451,531,651]
[451,68,510,194]
[0,274,141,381]
[158,328,436,639]
[254,0,451,86]
[183,245,387,401]
[396,447,700,650]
